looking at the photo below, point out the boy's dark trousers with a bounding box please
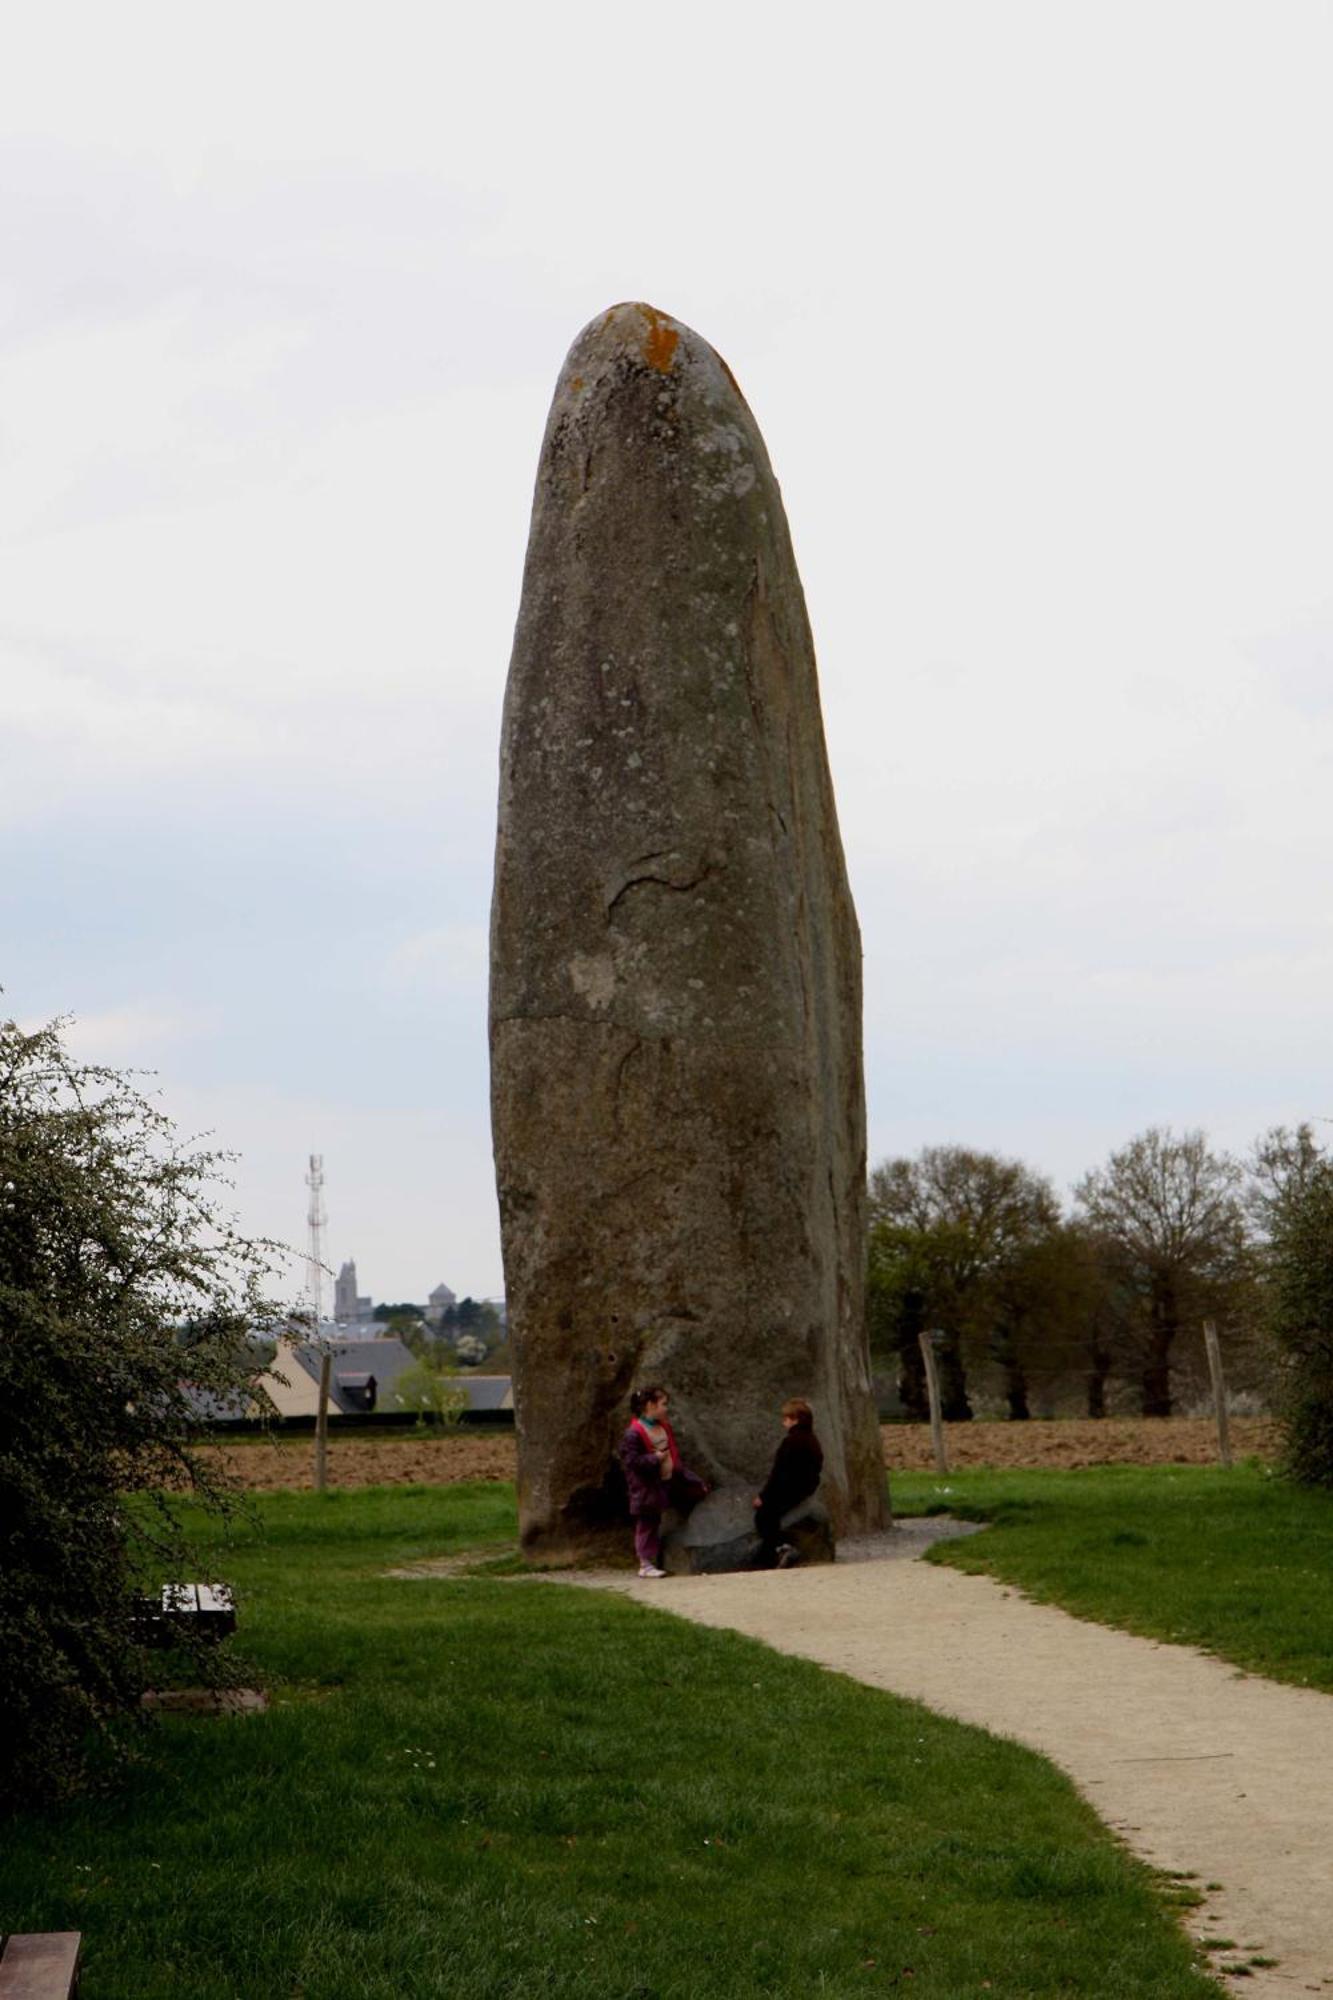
[753,1503,788,1568]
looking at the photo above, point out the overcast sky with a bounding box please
[4,2,1331,1304]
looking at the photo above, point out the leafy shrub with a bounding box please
[0,1016,283,1806]
[390,1356,468,1428]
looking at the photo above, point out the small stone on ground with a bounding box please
[141,1688,268,1714]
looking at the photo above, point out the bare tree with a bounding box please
[1074,1127,1248,1417]
[1068,1225,1138,1417]
[868,1147,1060,1420]
[1247,1122,1325,1236]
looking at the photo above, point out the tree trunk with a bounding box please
[892,1289,930,1421]
[896,1332,929,1421]
[1140,1279,1176,1417]
[1086,1341,1112,1418]
[938,1333,973,1422]
[991,1323,1031,1420]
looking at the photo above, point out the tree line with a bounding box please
[373,1296,506,1368]
[868,1123,1332,1444]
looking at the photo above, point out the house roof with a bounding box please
[286,1336,417,1414]
[458,1374,513,1413]
[181,1383,255,1422]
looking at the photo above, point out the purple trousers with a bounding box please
[634,1515,662,1566]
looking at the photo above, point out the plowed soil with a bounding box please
[202,1432,517,1492]
[202,1415,1279,1493]
[885,1413,1279,1471]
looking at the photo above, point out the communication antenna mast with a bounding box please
[305,1153,327,1333]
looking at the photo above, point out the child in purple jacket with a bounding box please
[619,1385,707,1577]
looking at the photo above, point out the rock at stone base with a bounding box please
[779,1499,836,1567]
[679,1533,763,1577]
[662,1489,837,1575]
[662,1488,751,1575]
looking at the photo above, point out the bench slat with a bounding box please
[132,1583,237,1647]
[0,1931,81,1999]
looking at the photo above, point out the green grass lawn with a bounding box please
[895,1461,1333,1691]
[0,1482,1222,1999]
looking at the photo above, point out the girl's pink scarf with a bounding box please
[632,1416,681,1471]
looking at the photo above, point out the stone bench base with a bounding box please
[663,1491,835,1575]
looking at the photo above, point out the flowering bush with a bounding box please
[0,1015,284,1805]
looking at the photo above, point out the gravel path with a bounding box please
[566,1531,1333,1995]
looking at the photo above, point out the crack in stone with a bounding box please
[605,860,714,919]
[589,1167,657,1209]
[612,1034,644,1127]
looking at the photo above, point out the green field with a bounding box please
[895,1461,1333,1691]
[0,1481,1223,1999]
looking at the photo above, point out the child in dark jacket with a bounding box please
[619,1385,708,1577]
[753,1398,824,1567]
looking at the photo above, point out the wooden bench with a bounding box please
[0,1932,81,1998]
[132,1583,236,1648]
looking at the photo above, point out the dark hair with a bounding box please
[629,1384,668,1417]
[781,1397,814,1428]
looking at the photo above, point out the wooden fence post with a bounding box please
[1202,1319,1233,1469]
[314,1347,332,1492]
[918,1328,950,1476]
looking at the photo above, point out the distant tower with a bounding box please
[305,1154,327,1330]
[334,1259,373,1323]
[425,1281,457,1329]
[334,1260,358,1322]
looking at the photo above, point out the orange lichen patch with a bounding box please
[644,320,679,372]
[570,375,584,392]
[637,303,680,373]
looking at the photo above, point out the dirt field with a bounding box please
[885,1413,1279,1471]
[202,1414,1280,1493]
[202,1432,517,1492]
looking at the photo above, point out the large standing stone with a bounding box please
[490,303,886,1563]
